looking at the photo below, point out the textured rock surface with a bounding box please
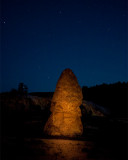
[82,100,105,117]
[44,68,83,137]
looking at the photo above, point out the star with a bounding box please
[77,20,82,24]
[58,10,62,14]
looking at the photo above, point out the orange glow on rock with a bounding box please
[44,68,83,137]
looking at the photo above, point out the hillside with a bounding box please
[82,82,128,118]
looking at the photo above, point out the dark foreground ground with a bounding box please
[1,110,128,160]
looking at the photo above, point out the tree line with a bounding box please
[82,82,128,118]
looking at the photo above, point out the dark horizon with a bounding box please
[0,81,127,94]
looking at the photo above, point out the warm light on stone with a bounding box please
[44,68,83,137]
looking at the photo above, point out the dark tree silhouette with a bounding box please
[18,82,28,96]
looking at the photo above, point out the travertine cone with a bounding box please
[44,68,83,137]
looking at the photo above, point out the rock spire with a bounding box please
[44,68,83,137]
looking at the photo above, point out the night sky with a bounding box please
[1,0,128,92]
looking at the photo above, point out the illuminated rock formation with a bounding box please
[44,68,83,137]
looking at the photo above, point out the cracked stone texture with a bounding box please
[44,68,83,137]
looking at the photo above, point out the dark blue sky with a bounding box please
[1,0,128,92]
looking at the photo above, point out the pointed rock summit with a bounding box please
[44,68,83,137]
